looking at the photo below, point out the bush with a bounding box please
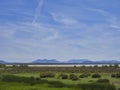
[40,72,55,78]
[96,79,110,83]
[116,73,120,78]
[113,64,119,68]
[92,73,101,78]
[79,74,88,78]
[71,76,79,81]
[69,74,75,79]
[70,74,79,81]
[111,73,120,78]
[59,74,68,79]
[111,74,116,78]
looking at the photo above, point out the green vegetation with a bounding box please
[69,74,79,81]
[0,64,120,90]
[59,74,68,79]
[40,72,55,78]
[96,79,110,83]
[0,74,116,90]
[111,73,120,78]
[92,73,101,78]
[79,73,89,78]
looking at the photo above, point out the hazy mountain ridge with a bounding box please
[32,59,60,63]
[65,59,93,63]
[0,60,8,64]
[0,59,120,64]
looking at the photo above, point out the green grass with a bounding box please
[0,72,120,90]
[0,82,75,90]
[11,73,120,86]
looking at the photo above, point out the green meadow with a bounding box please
[0,65,120,90]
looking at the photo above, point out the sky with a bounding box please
[0,0,120,62]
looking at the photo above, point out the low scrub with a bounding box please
[59,74,68,79]
[78,83,116,90]
[111,73,120,78]
[79,73,89,78]
[92,73,101,78]
[70,74,79,81]
[1,75,116,90]
[96,79,110,83]
[1,75,37,85]
[40,72,55,78]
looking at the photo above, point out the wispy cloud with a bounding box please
[86,8,120,30]
[51,12,79,27]
[42,31,59,41]
[0,0,120,61]
[32,0,44,25]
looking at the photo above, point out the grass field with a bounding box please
[11,72,120,87]
[0,66,120,90]
[0,72,120,90]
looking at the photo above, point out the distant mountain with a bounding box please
[32,59,60,63]
[1,59,120,64]
[65,59,93,63]
[32,59,120,64]
[96,60,120,64]
[0,60,8,64]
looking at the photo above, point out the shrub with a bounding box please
[70,74,75,79]
[113,64,119,68]
[96,79,110,83]
[71,76,79,81]
[92,73,101,78]
[59,74,68,79]
[40,72,55,78]
[70,74,79,81]
[79,74,88,78]
[111,73,120,78]
[111,74,116,78]
[116,73,120,78]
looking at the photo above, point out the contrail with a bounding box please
[32,0,43,25]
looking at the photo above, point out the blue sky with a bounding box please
[0,0,120,62]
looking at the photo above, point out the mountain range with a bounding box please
[32,59,60,63]
[1,59,120,64]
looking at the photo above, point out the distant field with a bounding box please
[6,63,120,67]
